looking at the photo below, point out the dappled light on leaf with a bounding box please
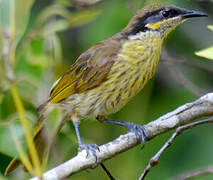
[195,46,213,60]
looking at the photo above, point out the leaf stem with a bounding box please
[11,84,42,177]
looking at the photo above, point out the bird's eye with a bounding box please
[160,9,179,18]
[161,10,171,18]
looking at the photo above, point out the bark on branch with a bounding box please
[30,93,213,180]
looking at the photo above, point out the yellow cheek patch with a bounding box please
[146,21,162,29]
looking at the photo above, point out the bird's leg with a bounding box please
[97,116,148,147]
[73,121,99,160]
[73,121,115,179]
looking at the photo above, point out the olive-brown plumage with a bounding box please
[5,4,207,175]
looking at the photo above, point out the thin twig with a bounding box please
[30,93,213,180]
[161,50,210,96]
[168,65,204,96]
[161,50,213,74]
[162,58,213,74]
[100,163,116,180]
[138,118,213,180]
[173,165,213,180]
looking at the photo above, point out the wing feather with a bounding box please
[49,39,120,103]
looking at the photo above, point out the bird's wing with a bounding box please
[49,39,121,103]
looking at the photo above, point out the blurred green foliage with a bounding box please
[0,0,212,179]
[196,25,213,60]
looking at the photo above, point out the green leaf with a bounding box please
[13,0,35,47]
[14,0,34,31]
[195,46,213,60]
[13,13,31,48]
[0,0,15,33]
[37,5,70,25]
[207,25,213,31]
[0,0,35,59]
[67,9,101,28]
[0,123,26,158]
[43,19,69,36]
[0,0,34,42]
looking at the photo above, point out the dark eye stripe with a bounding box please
[126,9,162,35]
[126,7,181,36]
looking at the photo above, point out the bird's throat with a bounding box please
[127,29,161,40]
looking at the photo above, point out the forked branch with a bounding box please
[139,118,213,180]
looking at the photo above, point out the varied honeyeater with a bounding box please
[5,4,207,175]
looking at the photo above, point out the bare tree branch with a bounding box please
[139,118,213,180]
[173,165,213,180]
[30,93,213,180]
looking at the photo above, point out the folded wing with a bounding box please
[49,39,121,103]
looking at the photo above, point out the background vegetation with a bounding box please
[0,0,212,179]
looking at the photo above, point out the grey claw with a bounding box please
[78,143,99,161]
[127,123,147,148]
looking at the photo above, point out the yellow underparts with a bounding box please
[97,33,162,115]
[65,31,164,117]
[56,32,162,117]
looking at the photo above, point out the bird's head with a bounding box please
[123,4,207,39]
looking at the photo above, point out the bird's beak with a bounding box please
[181,9,208,19]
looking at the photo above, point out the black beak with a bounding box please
[181,9,208,19]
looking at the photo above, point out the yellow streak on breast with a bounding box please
[65,32,163,117]
[97,33,163,115]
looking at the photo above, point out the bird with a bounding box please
[5,4,207,175]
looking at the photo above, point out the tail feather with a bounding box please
[4,124,47,175]
[36,100,49,113]
[5,102,67,175]
[4,158,21,176]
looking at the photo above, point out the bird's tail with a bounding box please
[5,102,49,175]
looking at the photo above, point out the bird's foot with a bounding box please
[126,123,148,148]
[78,143,100,161]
